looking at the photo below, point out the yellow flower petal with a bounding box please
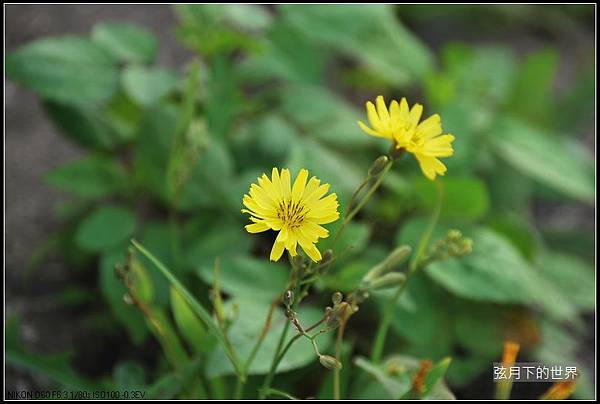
[291,168,308,201]
[245,222,269,233]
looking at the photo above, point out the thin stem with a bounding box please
[259,268,302,399]
[332,160,393,249]
[370,181,443,363]
[333,319,348,400]
[370,279,410,363]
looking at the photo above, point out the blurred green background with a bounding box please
[5,4,595,399]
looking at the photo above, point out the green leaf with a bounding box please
[6,35,118,104]
[92,22,157,64]
[424,227,578,321]
[76,205,136,252]
[535,252,595,311]
[170,286,209,354]
[133,103,178,202]
[44,101,118,150]
[240,23,324,85]
[281,5,433,85]
[122,66,179,106]
[99,251,148,344]
[508,48,558,125]
[280,85,374,148]
[387,272,454,359]
[197,257,288,304]
[206,299,332,377]
[489,117,594,202]
[411,176,490,221]
[45,155,127,199]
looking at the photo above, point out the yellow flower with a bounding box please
[242,168,340,263]
[358,95,455,180]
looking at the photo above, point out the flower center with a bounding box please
[277,199,309,228]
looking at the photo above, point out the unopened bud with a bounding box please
[447,229,462,242]
[321,249,334,265]
[319,355,342,370]
[368,155,389,177]
[332,292,343,305]
[367,272,407,291]
[123,293,134,305]
[363,245,412,283]
[283,290,294,307]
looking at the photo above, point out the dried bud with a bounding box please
[283,290,294,307]
[332,292,343,305]
[368,155,389,177]
[367,272,407,291]
[319,355,342,370]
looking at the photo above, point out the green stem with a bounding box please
[332,160,393,249]
[370,181,443,363]
[370,279,410,363]
[259,268,302,399]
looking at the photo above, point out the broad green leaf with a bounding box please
[122,66,179,106]
[185,219,252,271]
[92,22,157,64]
[240,23,324,85]
[387,272,454,359]
[6,35,118,104]
[411,176,490,221]
[280,85,374,147]
[508,48,558,125]
[535,252,595,311]
[133,103,178,202]
[44,101,117,150]
[281,5,433,85]
[206,299,333,377]
[170,286,209,354]
[99,251,148,344]
[424,227,578,321]
[488,214,538,260]
[76,205,136,252]
[197,257,288,304]
[45,155,127,199]
[489,118,594,202]
[286,138,365,198]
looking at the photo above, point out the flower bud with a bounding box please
[362,245,411,282]
[331,292,343,305]
[319,355,342,370]
[283,290,294,307]
[321,249,334,265]
[368,155,389,177]
[367,272,407,291]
